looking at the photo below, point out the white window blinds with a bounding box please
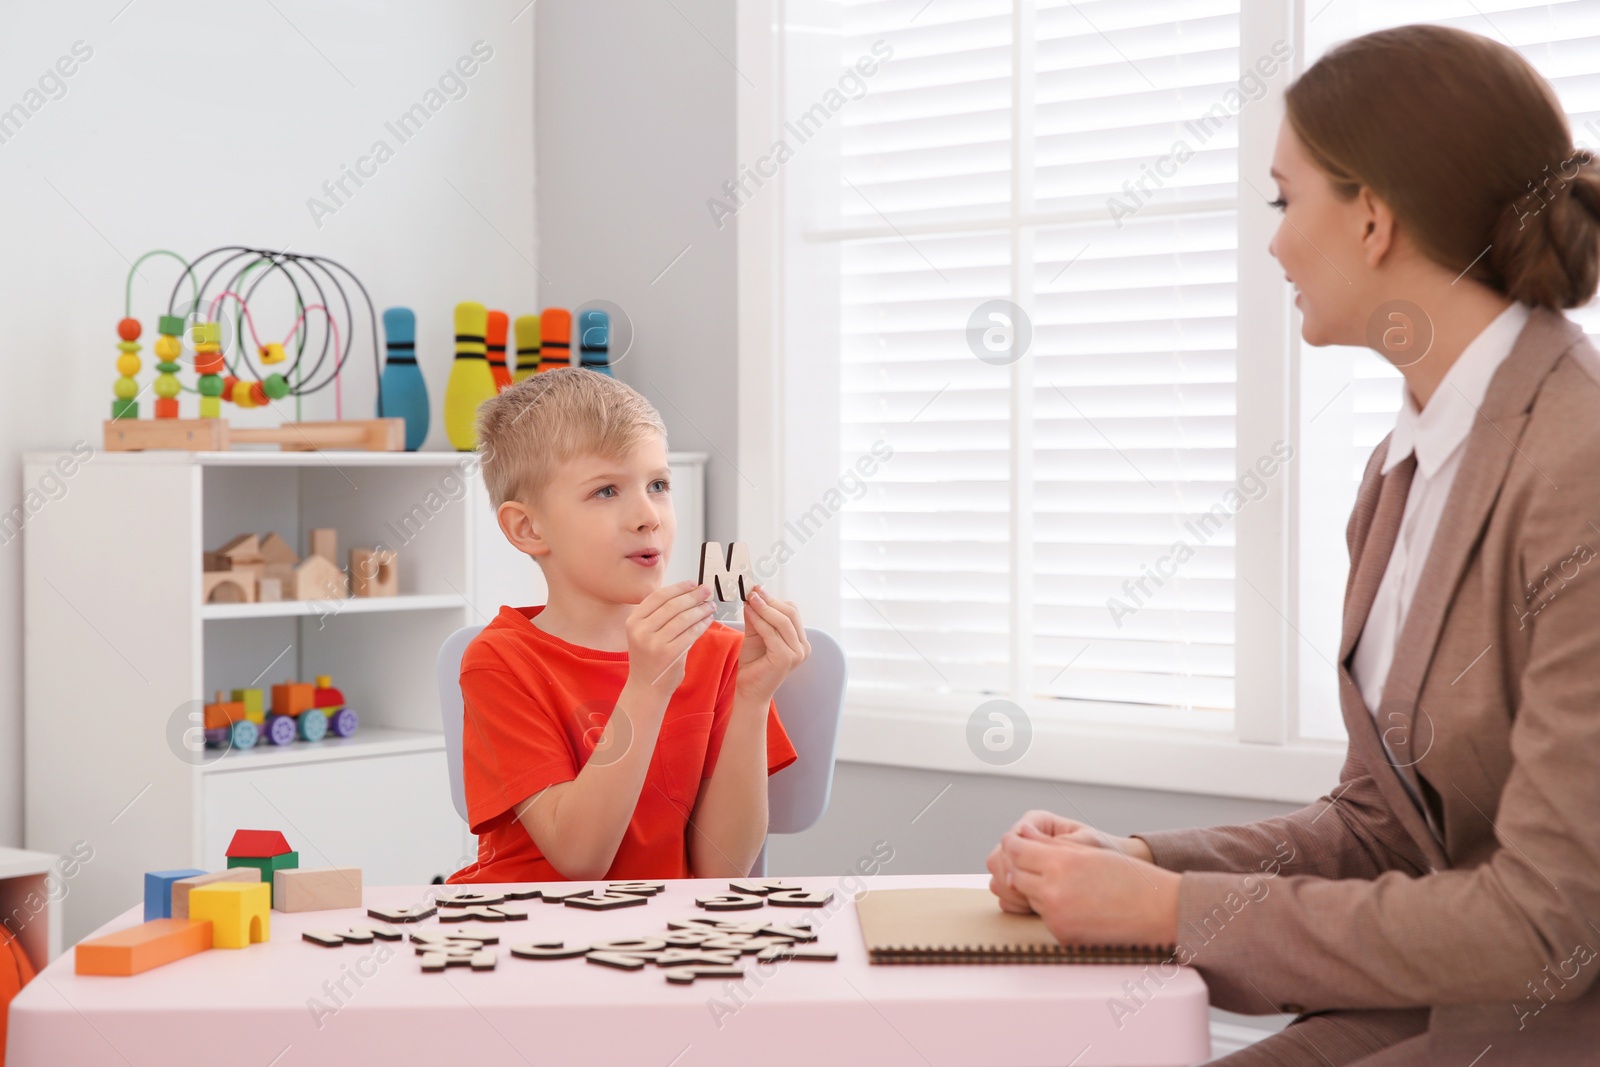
[837,0,1248,717]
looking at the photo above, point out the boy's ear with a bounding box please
[497,499,550,560]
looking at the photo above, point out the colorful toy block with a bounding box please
[226,830,297,906]
[273,866,362,913]
[231,687,265,724]
[171,868,262,919]
[143,868,205,921]
[189,881,270,948]
[76,918,213,976]
[271,682,315,719]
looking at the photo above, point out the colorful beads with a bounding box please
[249,381,268,406]
[158,315,185,336]
[154,335,182,360]
[231,379,256,407]
[154,397,179,419]
[111,398,138,420]
[113,318,143,420]
[194,350,225,376]
[198,375,224,397]
[116,353,141,377]
[191,321,221,346]
[153,374,181,400]
[199,396,221,419]
[117,317,142,342]
[113,376,139,400]
[259,343,285,364]
[262,373,290,399]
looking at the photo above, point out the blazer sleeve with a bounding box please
[1163,442,1600,1015]
[1134,746,1431,882]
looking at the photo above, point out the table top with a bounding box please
[7,873,1210,1067]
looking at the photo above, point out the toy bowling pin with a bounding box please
[379,307,430,451]
[486,310,512,392]
[538,308,571,372]
[512,313,540,384]
[577,309,613,376]
[444,301,495,451]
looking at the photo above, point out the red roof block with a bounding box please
[226,829,292,858]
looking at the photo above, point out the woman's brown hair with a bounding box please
[1285,24,1600,309]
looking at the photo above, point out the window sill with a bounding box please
[837,697,1347,805]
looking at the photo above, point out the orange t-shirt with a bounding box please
[447,604,798,883]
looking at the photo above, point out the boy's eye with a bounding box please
[1268,197,1287,212]
[595,485,617,498]
[651,479,670,493]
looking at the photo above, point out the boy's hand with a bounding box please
[735,585,810,704]
[626,580,716,696]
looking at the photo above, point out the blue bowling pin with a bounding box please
[379,307,430,451]
[577,309,613,376]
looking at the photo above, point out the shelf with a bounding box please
[200,725,446,774]
[27,449,709,469]
[201,593,467,620]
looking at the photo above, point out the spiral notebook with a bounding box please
[856,887,1175,965]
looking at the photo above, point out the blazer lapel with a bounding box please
[1372,308,1579,803]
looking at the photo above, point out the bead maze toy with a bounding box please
[105,245,403,452]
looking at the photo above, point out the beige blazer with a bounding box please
[1138,306,1600,1061]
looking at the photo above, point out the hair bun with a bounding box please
[1486,147,1600,309]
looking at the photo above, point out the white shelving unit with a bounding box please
[23,448,706,946]
[0,847,62,968]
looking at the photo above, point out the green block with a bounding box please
[111,399,139,420]
[228,851,298,906]
[158,315,185,336]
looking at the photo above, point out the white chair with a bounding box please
[436,620,847,876]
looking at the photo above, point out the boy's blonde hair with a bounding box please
[476,367,668,508]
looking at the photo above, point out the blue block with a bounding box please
[144,868,206,921]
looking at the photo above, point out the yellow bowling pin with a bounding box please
[444,301,496,451]
[513,313,540,385]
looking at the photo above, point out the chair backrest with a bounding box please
[435,621,847,839]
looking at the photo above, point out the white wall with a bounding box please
[0,0,536,847]
[534,0,742,544]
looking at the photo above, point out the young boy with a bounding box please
[448,368,806,883]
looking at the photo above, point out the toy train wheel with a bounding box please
[230,719,259,750]
[265,714,298,746]
[299,708,328,742]
[203,726,230,748]
[330,707,358,738]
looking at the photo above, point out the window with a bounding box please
[744,1,1599,800]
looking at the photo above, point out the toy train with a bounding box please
[203,676,359,749]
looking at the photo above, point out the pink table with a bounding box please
[7,873,1209,1066]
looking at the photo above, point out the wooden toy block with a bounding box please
[227,829,293,857]
[203,694,248,731]
[171,868,262,919]
[699,541,755,602]
[257,577,283,602]
[438,905,527,923]
[230,688,265,719]
[729,879,798,896]
[564,892,650,911]
[210,533,264,569]
[75,918,214,976]
[290,553,348,600]
[350,547,398,597]
[309,528,337,564]
[367,904,436,923]
[696,893,765,911]
[767,889,834,907]
[227,852,298,907]
[259,531,298,566]
[144,869,206,921]
[188,881,271,948]
[664,964,748,984]
[201,571,255,604]
[434,890,505,908]
[273,866,362,913]
[756,944,838,962]
[270,683,315,719]
[509,940,589,960]
[608,881,667,897]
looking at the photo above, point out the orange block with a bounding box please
[203,699,247,730]
[75,918,213,976]
[271,681,314,718]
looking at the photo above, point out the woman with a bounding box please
[986,25,1600,1066]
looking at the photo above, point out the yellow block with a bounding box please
[188,880,270,948]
